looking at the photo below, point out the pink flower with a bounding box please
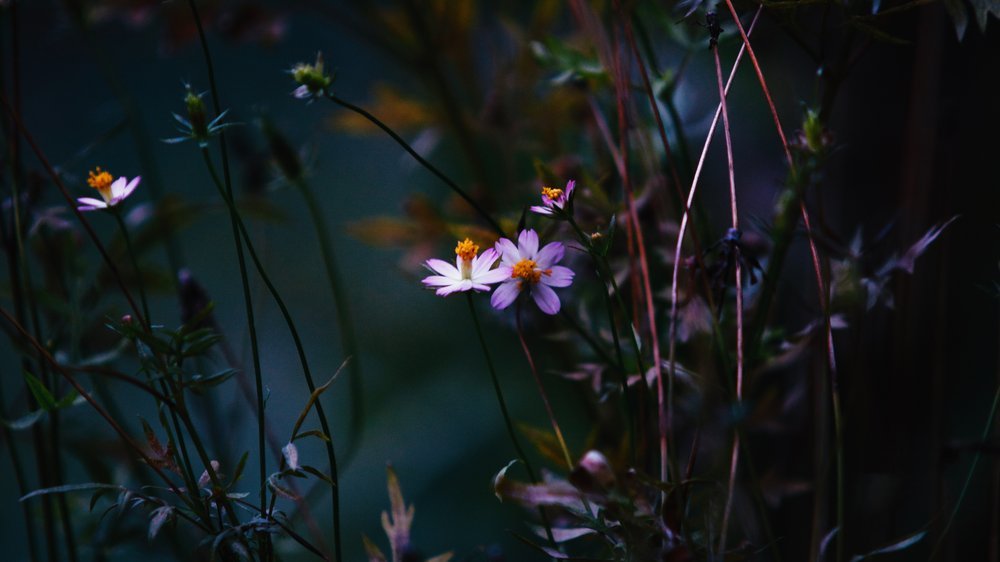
[422,238,509,296]
[77,167,141,211]
[491,229,574,315]
[530,180,575,217]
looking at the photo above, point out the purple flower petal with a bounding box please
[77,197,107,208]
[531,283,561,315]
[564,179,575,198]
[530,205,553,216]
[471,248,499,276]
[495,237,520,265]
[535,241,565,269]
[518,229,539,258]
[490,281,521,310]
[542,265,574,288]
[118,176,141,201]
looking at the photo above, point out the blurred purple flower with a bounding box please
[422,238,508,296]
[491,229,574,315]
[530,179,575,217]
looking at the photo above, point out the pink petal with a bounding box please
[518,229,539,258]
[542,265,574,288]
[490,281,521,310]
[535,242,565,269]
[564,179,576,198]
[119,176,141,200]
[425,258,460,279]
[530,205,553,216]
[531,283,561,315]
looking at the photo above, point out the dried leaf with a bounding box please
[282,443,300,470]
[517,424,567,467]
[148,505,173,540]
[382,465,415,561]
[896,216,959,274]
[362,534,388,562]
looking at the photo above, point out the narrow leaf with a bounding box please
[148,506,174,540]
[23,371,56,411]
[21,483,122,502]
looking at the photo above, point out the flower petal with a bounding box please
[564,179,576,198]
[118,176,141,201]
[531,283,561,315]
[495,238,520,265]
[422,275,458,287]
[436,279,473,296]
[425,258,461,279]
[77,197,108,208]
[535,241,565,269]
[518,229,539,258]
[475,266,512,285]
[471,248,499,276]
[542,265,574,288]
[490,281,521,310]
[530,205,553,216]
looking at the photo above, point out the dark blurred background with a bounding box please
[2,0,999,560]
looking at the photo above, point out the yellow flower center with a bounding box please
[454,238,479,261]
[87,167,114,201]
[541,186,563,200]
[512,258,543,284]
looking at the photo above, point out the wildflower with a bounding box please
[290,52,333,100]
[491,229,574,315]
[77,167,141,211]
[530,179,575,217]
[422,238,508,297]
[164,87,235,147]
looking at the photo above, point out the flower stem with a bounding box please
[292,177,363,462]
[465,295,557,547]
[515,301,574,470]
[111,211,151,325]
[202,151,341,562]
[324,93,504,237]
[184,0,269,541]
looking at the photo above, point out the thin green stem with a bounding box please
[515,301,574,470]
[293,177,362,461]
[202,151,341,562]
[184,0,269,532]
[324,93,504,237]
[930,383,1000,559]
[112,211,151,325]
[465,295,556,547]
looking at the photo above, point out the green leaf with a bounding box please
[289,359,349,440]
[291,429,330,442]
[23,371,56,411]
[187,369,238,392]
[231,451,250,486]
[300,465,334,486]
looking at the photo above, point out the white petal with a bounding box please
[425,258,461,279]
[109,177,129,198]
[119,176,141,200]
[436,279,473,296]
[77,197,108,208]
[471,248,499,276]
[518,229,539,258]
[422,275,458,287]
[530,205,553,216]
[475,267,512,285]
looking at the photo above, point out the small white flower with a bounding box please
[77,167,141,211]
[422,238,509,297]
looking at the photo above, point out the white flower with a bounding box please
[77,168,141,211]
[422,238,509,297]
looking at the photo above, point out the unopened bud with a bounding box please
[185,89,208,138]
